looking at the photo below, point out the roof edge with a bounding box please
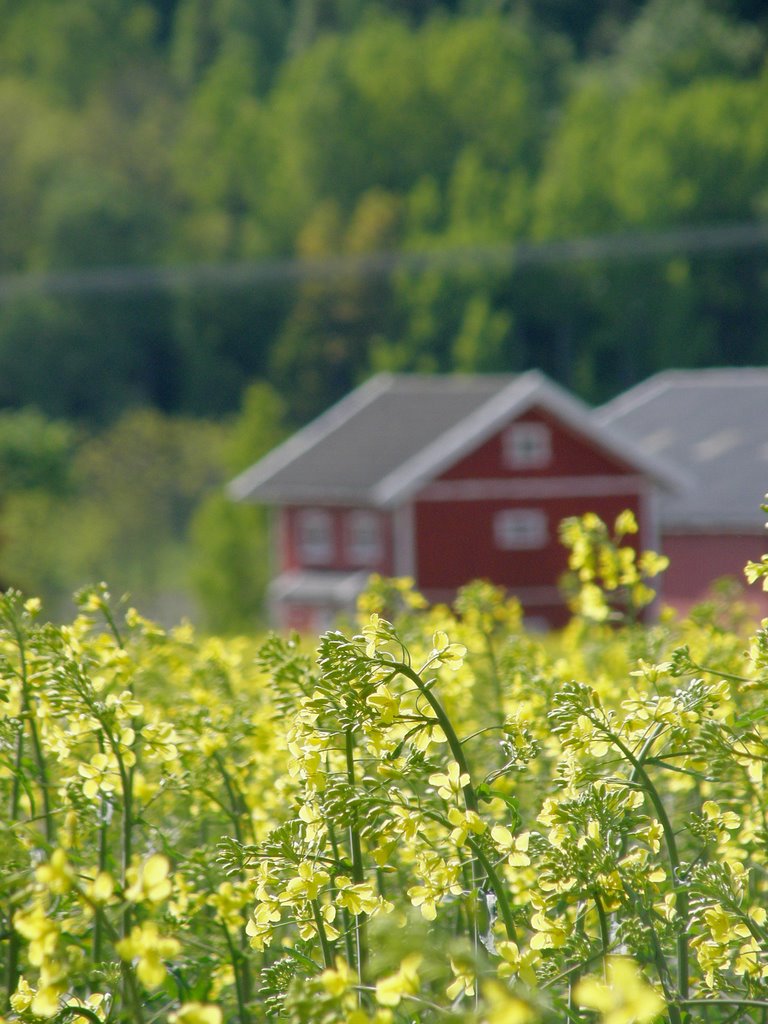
[597,367,768,423]
[372,370,683,507]
[229,373,396,502]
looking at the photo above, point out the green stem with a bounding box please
[467,839,517,944]
[345,730,367,995]
[590,714,689,1003]
[594,896,610,980]
[6,722,24,1008]
[483,632,506,763]
[388,661,478,812]
[92,794,109,965]
[386,662,518,949]
[311,900,334,969]
[55,1007,105,1023]
[222,924,250,1024]
[328,819,357,967]
[680,998,768,1009]
[120,960,146,1024]
[213,753,246,846]
[14,625,54,844]
[99,599,125,651]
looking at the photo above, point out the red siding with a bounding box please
[439,406,634,480]
[415,494,642,597]
[661,533,768,618]
[279,506,394,575]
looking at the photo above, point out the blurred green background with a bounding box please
[1,0,767,626]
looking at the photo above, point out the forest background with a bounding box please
[2,0,768,629]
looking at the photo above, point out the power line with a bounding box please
[2,220,768,301]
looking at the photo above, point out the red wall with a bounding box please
[415,494,642,593]
[279,506,394,575]
[661,533,768,618]
[439,407,634,480]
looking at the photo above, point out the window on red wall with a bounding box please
[502,422,551,469]
[493,508,549,550]
[297,509,334,565]
[345,510,382,566]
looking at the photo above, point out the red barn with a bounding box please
[596,368,768,617]
[230,372,673,631]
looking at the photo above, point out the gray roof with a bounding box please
[596,368,768,531]
[231,370,677,508]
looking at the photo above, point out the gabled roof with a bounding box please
[230,371,678,508]
[596,368,768,531]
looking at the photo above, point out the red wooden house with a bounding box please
[230,372,674,631]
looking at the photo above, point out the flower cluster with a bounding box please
[2,513,768,1024]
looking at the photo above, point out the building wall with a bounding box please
[278,506,394,575]
[414,493,642,607]
[661,533,768,618]
[411,409,648,625]
[439,406,635,481]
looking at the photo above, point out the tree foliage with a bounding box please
[1,0,767,617]
[2,0,766,424]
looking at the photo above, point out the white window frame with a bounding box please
[345,510,382,566]
[493,508,549,550]
[297,509,334,565]
[502,422,552,469]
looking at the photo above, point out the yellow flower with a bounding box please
[481,982,536,1024]
[62,994,108,1023]
[334,876,392,917]
[529,911,569,950]
[320,957,356,997]
[491,826,531,866]
[141,719,180,762]
[116,921,181,988]
[367,684,400,724]
[32,983,63,1019]
[169,1003,223,1024]
[428,761,470,801]
[448,808,486,846]
[245,900,281,951]
[614,510,639,537]
[208,881,249,930]
[446,956,475,1000]
[429,631,467,670]
[14,902,59,965]
[78,752,120,800]
[125,854,173,905]
[497,941,539,986]
[703,905,750,944]
[362,614,394,658]
[10,978,34,1013]
[104,690,144,719]
[375,954,422,1007]
[574,957,665,1024]
[279,861,330,903]
[35,849,75,895]
[407,854,462,920]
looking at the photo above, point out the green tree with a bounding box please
[0,0,157,104]
[0,409,227,620]
[269,189,404,423]
[530,2,768,397]
[190,381,289,632]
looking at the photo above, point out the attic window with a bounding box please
[503,422,551,469]
[297,509,334,565]
[494,509,548,550]
[345,510,382,566]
